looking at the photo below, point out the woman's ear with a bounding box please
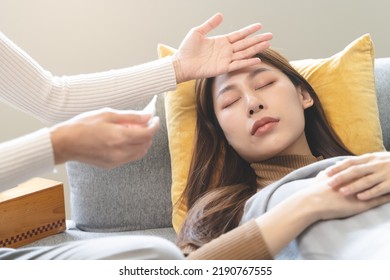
[298,86,314,109]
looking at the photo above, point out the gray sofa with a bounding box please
[25,57,390,249]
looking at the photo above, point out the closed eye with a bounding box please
[255,81,274,91]
[222,97,241,109]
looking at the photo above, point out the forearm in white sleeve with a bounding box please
[0,128,54,192]
[0,32,177,126]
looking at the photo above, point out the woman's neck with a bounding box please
[250,154,322,190]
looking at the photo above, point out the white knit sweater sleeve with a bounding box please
[0,31,177,191]
[0,128,54,192]
[0,31,177,125]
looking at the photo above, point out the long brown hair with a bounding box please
[176,49,354,252]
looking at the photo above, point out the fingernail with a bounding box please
[339,187,349,195]
[140,113,152,120]
[357,193,368,200]
[325,168,333,176]
[327,178,336,186]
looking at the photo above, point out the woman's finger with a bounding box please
[326,154,374,176]
[357,181,388,200]
[232,33,273,53]
[338,172,382,195]
[226,23,262,43]
[193,13,224,36]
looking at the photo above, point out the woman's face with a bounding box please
[212,62,314,163]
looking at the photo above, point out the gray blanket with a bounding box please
[240,156,390,260]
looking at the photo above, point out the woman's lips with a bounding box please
[251,117,279,136]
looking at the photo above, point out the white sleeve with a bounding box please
[0,31,177,126]
[0,128,54,192]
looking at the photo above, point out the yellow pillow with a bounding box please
[158,34,385,232]
[290,34,384,155]
[157,44,196,232]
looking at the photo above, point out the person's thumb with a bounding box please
[109,112,151,125]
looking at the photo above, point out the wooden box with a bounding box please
[0,178,66,248]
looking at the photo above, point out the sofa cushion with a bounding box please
[66,95,173,232]
[22,221,177,247]
[374,58,390,151]
[159,34,385,232]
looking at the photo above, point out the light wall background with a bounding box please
[1,0,389,218]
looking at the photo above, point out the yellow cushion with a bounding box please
[158,34,385,232]
[290,34,384,155]
[157,44,196,232]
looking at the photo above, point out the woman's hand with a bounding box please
[325,152,390,200]
[50,108,159,168]
[303,170,390,221]
[173,13,273,83]
[256,169,390,257]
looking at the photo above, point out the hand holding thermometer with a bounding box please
[142,95,157,126]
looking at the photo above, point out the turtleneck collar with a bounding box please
[250,154,323,190]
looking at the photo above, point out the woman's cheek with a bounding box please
[221,111,242,132]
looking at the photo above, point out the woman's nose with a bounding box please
[248,104,264,115]
[247,95,264,116]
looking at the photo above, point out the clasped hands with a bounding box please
[326,152,390,200]
[301,152,390,222]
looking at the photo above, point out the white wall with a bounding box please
[1,0,389,217]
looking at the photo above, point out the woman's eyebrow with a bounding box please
[217,84,236,97]
[217,68,270,97]
[248,67,270,80]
